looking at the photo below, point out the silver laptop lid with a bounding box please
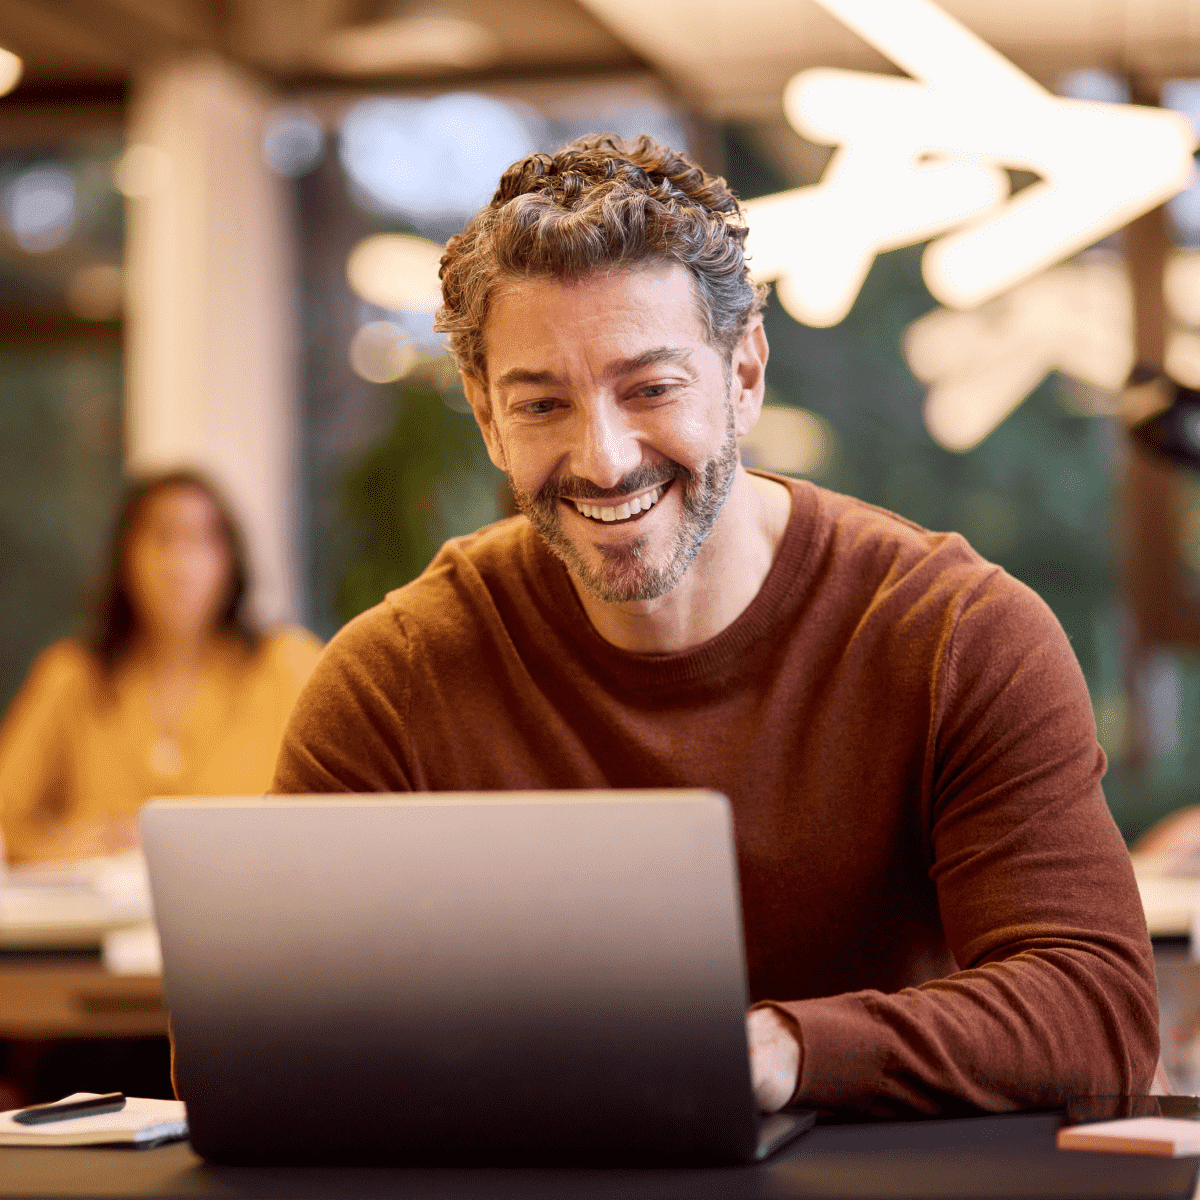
[141,790,762,1165]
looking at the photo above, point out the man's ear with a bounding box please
[462,371,507,471]
[730,316,769,439]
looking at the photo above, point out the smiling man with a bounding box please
[274,135,1158,1116]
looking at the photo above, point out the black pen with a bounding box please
[12,1093,126,1126]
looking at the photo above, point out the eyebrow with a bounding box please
[494,347,697,394]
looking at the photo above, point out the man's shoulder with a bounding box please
[796,480,1048,633]
[331,516,539,662]
[803,480,972,564]
[384,514,539,622]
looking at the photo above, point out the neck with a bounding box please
[134,628,213,672]
[572,467,792,654]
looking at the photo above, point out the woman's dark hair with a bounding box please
[90,467,259,672]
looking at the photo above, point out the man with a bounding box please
[275,135,1158,1115]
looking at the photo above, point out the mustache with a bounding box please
[536,463,684,506]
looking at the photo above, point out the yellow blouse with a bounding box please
[0,628,322,863]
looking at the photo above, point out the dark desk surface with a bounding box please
[1,1112,1196,1200]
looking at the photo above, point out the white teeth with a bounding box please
[572,484,665,522]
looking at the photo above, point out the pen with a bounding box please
[12,1092,126,1126]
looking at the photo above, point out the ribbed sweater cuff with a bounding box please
[761,994,887,1110]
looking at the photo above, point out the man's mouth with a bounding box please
[566,481,671,524]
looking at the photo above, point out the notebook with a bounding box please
[0,1094,187,1147]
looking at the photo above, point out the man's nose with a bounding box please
[572,400,642,490]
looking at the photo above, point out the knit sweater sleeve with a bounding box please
[271,602,416,794]
[766,569,1159,1115]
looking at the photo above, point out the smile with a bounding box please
[567,482,669,524]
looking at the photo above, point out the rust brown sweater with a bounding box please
[273,477,1158,1116]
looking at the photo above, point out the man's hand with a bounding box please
[746,1006,800,1112]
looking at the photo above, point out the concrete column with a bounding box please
[123,56,301,626]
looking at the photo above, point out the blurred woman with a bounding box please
[0,468,322,863]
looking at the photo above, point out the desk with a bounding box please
[0,954,166,1041]
[0,952,169,1106]
[0,1112,1195,1200]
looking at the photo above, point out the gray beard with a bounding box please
[510,403,739,605]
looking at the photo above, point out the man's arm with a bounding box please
[271,604,416,794]
[756,572,1158,1115]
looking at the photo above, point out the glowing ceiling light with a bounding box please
[743,0,1197,328]
[346,233,445,312]
[909,258,1132,451]
[906,251,1200,452]
[0,47,21,97]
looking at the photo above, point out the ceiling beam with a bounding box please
[5,0,215,70]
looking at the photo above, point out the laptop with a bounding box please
[140,790,815,1165]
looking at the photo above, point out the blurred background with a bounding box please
[2,0,1200,1099]
[1,0,1199,835]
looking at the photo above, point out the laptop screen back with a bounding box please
[141,790,761,1165]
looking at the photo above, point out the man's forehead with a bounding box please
[481,261,711,382]
[493,346,698,393]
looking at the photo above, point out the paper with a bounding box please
[1058,1116,1200,1157]
[0,851,154,949]
[103,921,163,976]
[0,1093,187,1147]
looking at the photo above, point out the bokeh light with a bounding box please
[263,106,325,178]
[0,47,21,97]
[346,234,445,313]
[349,321,419,384]
[3,166,76,253]
[740,405,834,477]
[338,94,544,234]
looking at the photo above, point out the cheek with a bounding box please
[195,545,232,604]
[497,430,555,492]
[124,543,162,604]
[649,413,718,472]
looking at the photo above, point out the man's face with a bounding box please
[465,262,752,605]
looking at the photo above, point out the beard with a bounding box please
[509,403,739,604]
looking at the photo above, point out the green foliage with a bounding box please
[0,341,124,717]
[335,372,503,623]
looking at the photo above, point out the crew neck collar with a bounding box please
[531,474,821,692]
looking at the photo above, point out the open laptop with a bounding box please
[139,790,814,1165]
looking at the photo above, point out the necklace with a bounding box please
[148,734,183,777]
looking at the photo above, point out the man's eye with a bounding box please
[525,399,558,415]
[640,384,670,398]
